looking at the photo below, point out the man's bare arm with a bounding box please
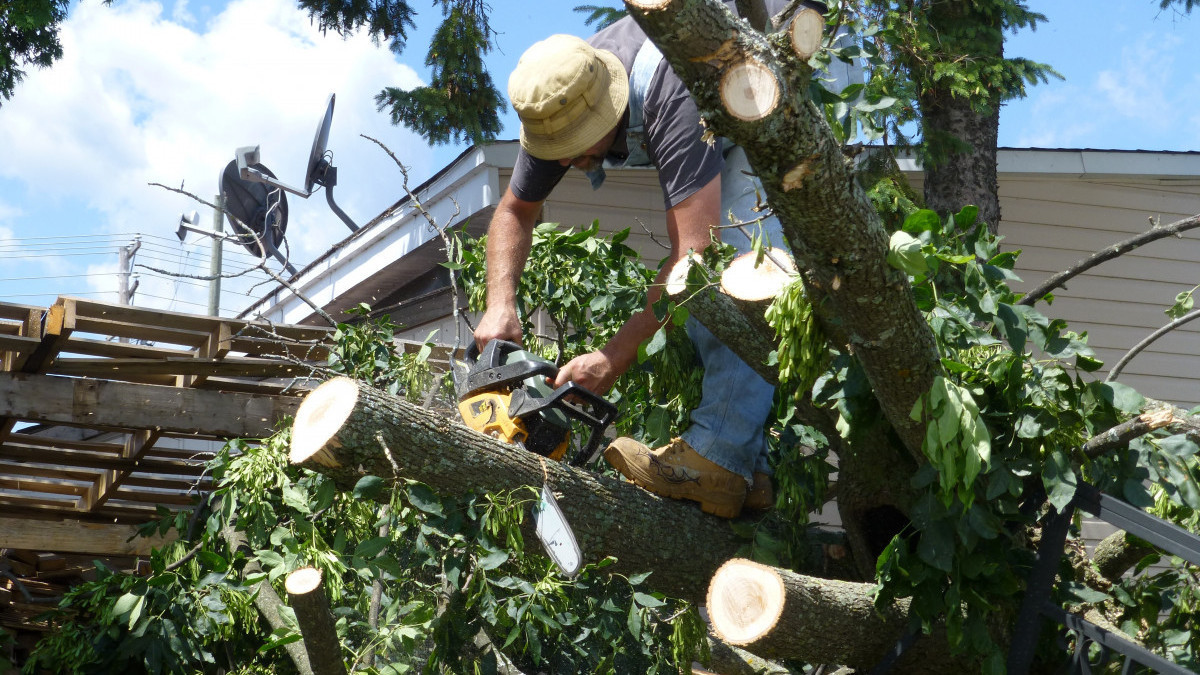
[555,175,721,393]
[474,187,544,348]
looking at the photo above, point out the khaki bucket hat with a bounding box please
[509,34,629,161]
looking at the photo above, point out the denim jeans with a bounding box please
[679,145,782,482]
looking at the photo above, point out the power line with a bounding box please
[0,272,114,282]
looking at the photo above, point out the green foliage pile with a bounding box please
[861,206,1200,671]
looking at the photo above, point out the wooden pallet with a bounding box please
[0,296,336,530]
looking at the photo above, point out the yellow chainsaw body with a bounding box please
[458,390,568,462]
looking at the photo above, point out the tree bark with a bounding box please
[285,567,347,675]
[912,2,1003,234]
[1092,531,1155,582]
[223,524,313,675]
[706,558,965,672]
[627,0,942,462]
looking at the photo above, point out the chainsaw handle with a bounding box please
[554,382,618,468]
[456,340,560,399]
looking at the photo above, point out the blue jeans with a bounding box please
[679,145,781,482]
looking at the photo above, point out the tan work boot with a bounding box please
[603,437,747,518]
[743,472,774,512]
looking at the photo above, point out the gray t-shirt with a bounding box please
[508,17,724,210]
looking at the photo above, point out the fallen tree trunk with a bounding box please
[285,567,347,675]
[289,376,749,603]
[706,558,964,672]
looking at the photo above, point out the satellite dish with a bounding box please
[220,159,297,275]
[305,94,335,193]
[234,93,359,233]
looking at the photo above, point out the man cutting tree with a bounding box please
[474,15,787,519]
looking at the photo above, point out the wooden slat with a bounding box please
[0,373,300,438]
[14,299,75,374]
[0,459,100,483]
[55,336,195,360]
[71,315,211,349]
[51,357,315,379]
[0,302,45,322]
[67,297,335,345]
[83,429,162,512]
[0,334,39,356]
[179,323,232,388]
[0,444,205,476]
[0,475,89,497]
[0,515,174,555]
[121,475,209,491]
[6,432,125,453]
[105,489,199,506]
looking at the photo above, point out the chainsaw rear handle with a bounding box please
[456,340,559,399]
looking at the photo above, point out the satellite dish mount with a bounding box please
[235,94,359,234]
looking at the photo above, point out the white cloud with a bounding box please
[0,0,435,312]
[1007,32,1200,150]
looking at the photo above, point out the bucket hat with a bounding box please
[509,35,629,161]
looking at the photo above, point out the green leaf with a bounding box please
[902,209,941,234]
[632,592,665,608]
[1042,449,1077,512]
[406,483,444,516]
[112,591,140,618]
[887,230,928,276]
[627,571,651,586]
[643,327,668,359]
[1094,382,1145,414]
[477,549,509,571]
[1166,286,1196,319]
[354,475,387,500]
[916,522,955,572]
[281,485,311,513]
[355,537,391,559]
[995,303,1027,353]
[1062,581,1110,604]
[627,602,642,638]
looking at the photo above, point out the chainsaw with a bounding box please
[453,340,617,467]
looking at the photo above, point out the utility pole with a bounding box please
[118,238,141,306]
[209,195,224,316]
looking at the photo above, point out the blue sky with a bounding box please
[0,0,1195,316]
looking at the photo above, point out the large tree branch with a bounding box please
[626,0,941,459]
[288,378,847,605]
[1106,308,1200,383]
[223,524,313,675]
[706,558,967,672]
[1017,213,1200,308]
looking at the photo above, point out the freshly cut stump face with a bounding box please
[721,60,780,122]
[707,559,786,645]
[284,566,324,595]
[290,376,361,467]
[720,248,797,302]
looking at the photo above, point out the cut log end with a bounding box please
[789,7,824,59]
[720,60,780,122]
[285,566,324,595]
[720,249,798,301]
[665,252,708,297]
[707,558,786,645]
[627,0,672,9]
[290,376,360,467]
